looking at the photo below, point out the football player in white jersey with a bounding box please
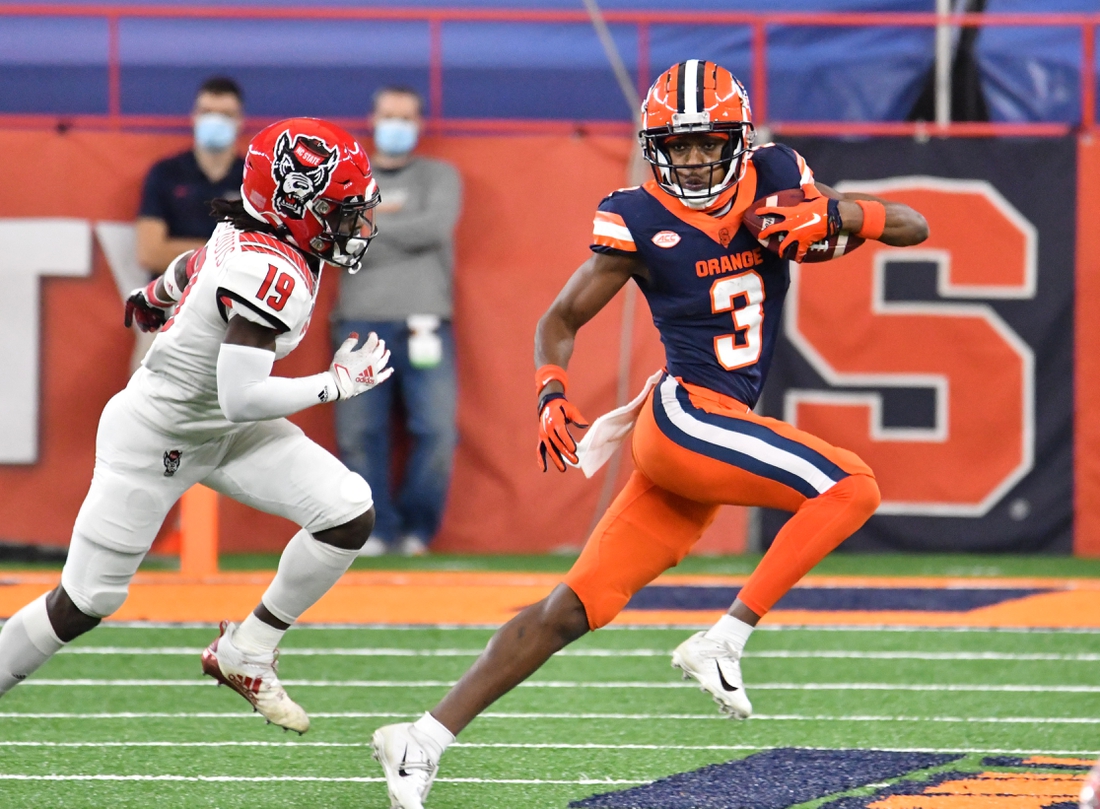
[0,118,392,734]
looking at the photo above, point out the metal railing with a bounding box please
[0,4,1092,138]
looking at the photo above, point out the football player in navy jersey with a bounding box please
[372,60,929,808]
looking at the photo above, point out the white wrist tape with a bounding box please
[217,342,338,423]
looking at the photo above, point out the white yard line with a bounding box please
[0,774,644,785]
[57,646,1100,662]
[1,711,1094,724]
[0,744,1096,759]
[19,679,1100,692]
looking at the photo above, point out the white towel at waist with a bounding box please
[572,370,664,478]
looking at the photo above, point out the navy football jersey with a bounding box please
[591,143,814,408]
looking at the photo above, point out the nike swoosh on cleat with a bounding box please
[715,661,739,692]
[398,745,410,777]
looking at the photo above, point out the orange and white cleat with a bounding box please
[201,621,310,735]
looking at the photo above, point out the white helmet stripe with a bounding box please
[683,59,700,114]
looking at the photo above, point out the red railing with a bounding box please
[0,4,1094,138]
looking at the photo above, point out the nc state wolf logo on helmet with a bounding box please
[271,130,340,220]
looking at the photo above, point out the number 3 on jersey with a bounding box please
[711,271,765,370]
[256,264,295,312]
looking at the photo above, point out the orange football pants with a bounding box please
[564,377,880,629]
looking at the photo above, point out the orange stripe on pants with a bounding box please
[564,380,879,628]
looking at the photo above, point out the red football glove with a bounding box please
[758,189,842,262]
[123,279,174,332]
[537,393,590,473]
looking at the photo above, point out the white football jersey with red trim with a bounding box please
[134,223,320,434]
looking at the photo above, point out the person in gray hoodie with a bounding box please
[333,86,462,557]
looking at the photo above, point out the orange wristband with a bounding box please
[855,200,886,240]
[535,364,569,395]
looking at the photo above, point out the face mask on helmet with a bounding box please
[641,121,754,210]
[306,188,381,272]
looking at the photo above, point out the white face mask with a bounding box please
[194,112,239,151]
[374,118,419,156]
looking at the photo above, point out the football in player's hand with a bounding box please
[742,189,865,263]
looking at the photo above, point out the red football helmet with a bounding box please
[640,60,754,208]
[241,117,380,271]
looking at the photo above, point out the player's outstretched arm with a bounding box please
[535,252,645,383]
[816,182,929,247]
[534,252,644,471]
[216,317,392,423]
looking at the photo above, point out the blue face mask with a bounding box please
[194,113,239,151]
[374,118,419,156]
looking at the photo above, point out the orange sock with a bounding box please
[737,474,880,616]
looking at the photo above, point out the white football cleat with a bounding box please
[398,535,429,557]
[201,621,310,735]
[372,722,439,809]
[357,536,389,558]
[1081,756,1100,809]
[671,631,753,719]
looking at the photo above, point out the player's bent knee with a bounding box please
[315,506,376,551]
[538,584,590,645]
[57,580,126,622]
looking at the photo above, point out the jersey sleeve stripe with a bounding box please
[216,287,291,333]
[593,219,634,243]
[794,151,815,187]
[239,242,315,295]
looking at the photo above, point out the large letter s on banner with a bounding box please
[784,178,1036,517]
[0,219,93,464]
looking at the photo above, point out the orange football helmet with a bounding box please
[640,60,754,208]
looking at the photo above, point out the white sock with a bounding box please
[232,612,287,658]
[411,711,456,759]
[259,529,359,625]
[0,594,65,696]
[703,614,754,654]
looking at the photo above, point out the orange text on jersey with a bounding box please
[695,248,765,278]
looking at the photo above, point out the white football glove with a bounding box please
[329,332,394,400]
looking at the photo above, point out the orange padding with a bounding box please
[0,571,1097,627]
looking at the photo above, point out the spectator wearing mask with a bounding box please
[333,86,462,557]
[132,77,245,368]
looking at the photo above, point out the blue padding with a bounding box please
[0,17,108,65]
[977,0,1089,123]
[121,67,429,117]
[571,748,961,809]
[625,585,1053,612]
[118,19,429,67]
[441,22,638,120]
[648,25,753,103]
[767,26,933,120]
[0,67,108,114]
[0,0,960,122]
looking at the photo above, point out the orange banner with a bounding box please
[1076,137,1100,556]
[0,128,746,555]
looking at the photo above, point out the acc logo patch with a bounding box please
[651,230,681,248]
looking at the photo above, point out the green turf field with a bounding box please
[0,623,1096,808]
